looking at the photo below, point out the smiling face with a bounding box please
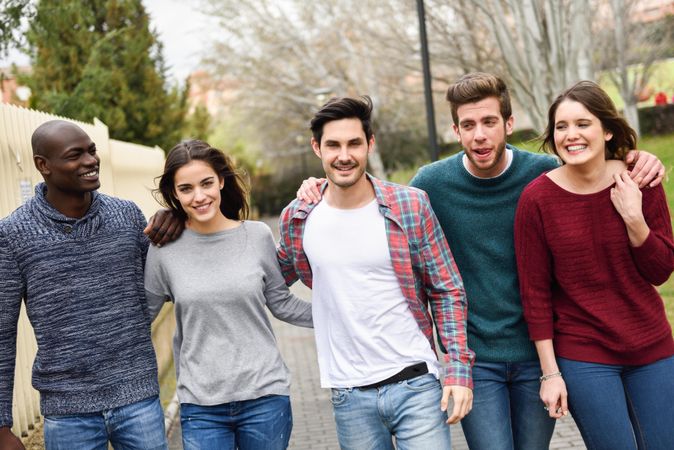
[173,160,225,230]
[312,117,373,190]
[452,96,514,178]
[553,99,613,167]
[34,123,101,194]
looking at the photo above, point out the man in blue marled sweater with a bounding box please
[0,121,167,449]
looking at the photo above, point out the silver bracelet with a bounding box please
[539,371,562,382]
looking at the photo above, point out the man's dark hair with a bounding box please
[310,96,374,145]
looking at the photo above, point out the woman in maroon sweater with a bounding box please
[515,81,674,450]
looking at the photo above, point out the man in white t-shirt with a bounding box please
[277,96,474,449]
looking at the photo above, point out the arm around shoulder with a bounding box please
[259,224,312,328]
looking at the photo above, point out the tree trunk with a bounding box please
[368,151,387,180]
[623,100,641,138]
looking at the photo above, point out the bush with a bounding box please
[639,104,674,136]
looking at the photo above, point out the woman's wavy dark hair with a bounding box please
[540,80,637,161]
[155,140,249,222]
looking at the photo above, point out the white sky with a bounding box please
[0,0,214,83]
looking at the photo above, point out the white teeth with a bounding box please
[567,145,586,151]
[80,170,97,177]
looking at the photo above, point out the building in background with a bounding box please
[1,67,31,106]
[633,0,674,22]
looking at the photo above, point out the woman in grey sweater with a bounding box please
[144,140,313,450]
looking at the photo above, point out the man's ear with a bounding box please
[311,137,321,158]
[505,116,514,136]
[34,155,50,176]
[368,134,376,154]
[452,124,461,144]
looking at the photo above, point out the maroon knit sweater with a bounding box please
[515,174,674,365]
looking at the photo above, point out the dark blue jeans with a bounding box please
[460,361,556,450]
[43,395,167,450]
[180,395,292,450]
[559,355,674,450]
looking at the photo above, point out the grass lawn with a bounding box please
[391,132,674,328]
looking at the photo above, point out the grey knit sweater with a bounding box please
[0,184,159,427]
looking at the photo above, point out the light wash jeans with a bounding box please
[330,373,451,450]
[43,395,167,450]
[180,395,292,450]
[460,360,556,450]
[559,355,674,450]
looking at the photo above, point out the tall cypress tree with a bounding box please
[24,0,185,150]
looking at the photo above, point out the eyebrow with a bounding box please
[555,117,592,124]
[64,142,96,154]
[176,176,215,188]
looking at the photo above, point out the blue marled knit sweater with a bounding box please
[0,183,159,427]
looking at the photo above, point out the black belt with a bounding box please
[358,362,428,389]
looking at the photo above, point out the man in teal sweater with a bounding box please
[298,72,664,449]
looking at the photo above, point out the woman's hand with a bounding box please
[610,171,650,246]
[540,376,568,419]
[296,177,325,204]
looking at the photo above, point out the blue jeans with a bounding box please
[43,395,167,450]
[330,373,451,450]
[559,355,674,450]
[180,395,292,450]
[460,360,555,450]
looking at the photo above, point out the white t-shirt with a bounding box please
[303,198,440,388]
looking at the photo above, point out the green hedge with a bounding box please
[639,104,674,136]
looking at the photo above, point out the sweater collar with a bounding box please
[456,144,521,186]
[33,182,101,224]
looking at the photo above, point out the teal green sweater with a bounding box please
[411,146,557,362]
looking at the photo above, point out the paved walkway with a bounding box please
[168,218,586,449]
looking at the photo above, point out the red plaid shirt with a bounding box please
[277,175,474,388]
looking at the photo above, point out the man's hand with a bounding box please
[0,427,25,450]
[296,177,325,204]
[143,209,184,246]
[625,150,665,188]
[441,385,473,424]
